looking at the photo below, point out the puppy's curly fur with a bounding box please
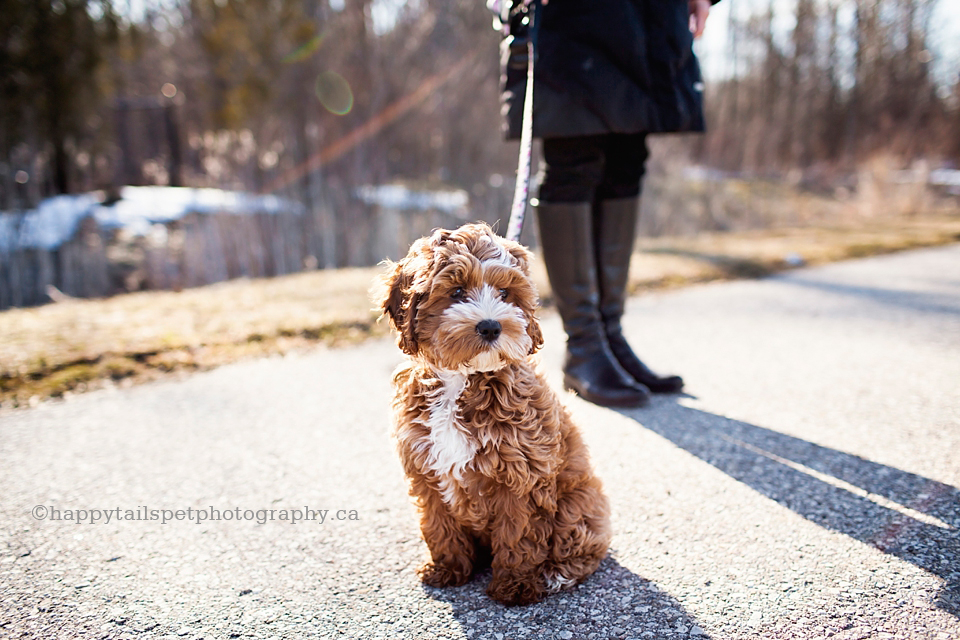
[377,223,610,606]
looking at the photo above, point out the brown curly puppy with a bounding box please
[377,223,610,606]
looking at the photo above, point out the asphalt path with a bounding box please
[2,244,959,640]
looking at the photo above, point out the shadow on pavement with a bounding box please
[620,397,960,617]
[423,556,710,639]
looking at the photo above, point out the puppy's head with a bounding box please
[376,223,543,372]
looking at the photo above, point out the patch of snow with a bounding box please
[355,184,468,215]
[681,165,732,183]
[0,194,100,251]
[1,187,303,251]
[930,169,960,187]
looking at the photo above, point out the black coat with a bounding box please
[500,0,720,140]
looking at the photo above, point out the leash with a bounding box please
[505,0,539,243]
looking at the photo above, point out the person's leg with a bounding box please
[535,135,649,407]
[594,133,683,393]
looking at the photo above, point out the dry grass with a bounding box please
[0,267,385,407]
[629,218,960,291]
[2,214,959,408]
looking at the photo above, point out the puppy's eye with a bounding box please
[499,288,509,300]
[451,287,465,300]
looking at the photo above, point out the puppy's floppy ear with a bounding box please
[526,313,544,354]
[376,259,421,355]
[377,260,405,330]
[400,289,424,356]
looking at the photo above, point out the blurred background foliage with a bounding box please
[1,0,508,208]
[701,0,959,171]
[1,0,959,236]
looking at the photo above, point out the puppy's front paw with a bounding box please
[486,575,544,606]
[418,560,471,588]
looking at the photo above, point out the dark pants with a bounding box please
[538,133,649,203]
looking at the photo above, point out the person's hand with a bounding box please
[689,0,711,38]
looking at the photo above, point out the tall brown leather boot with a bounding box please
[536,201,650,407]
[594,197,684,393]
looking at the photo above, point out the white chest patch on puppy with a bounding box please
[419,368,477,505]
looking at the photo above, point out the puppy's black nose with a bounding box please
[476,319,502,342]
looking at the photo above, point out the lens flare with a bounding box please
[282,34,324,64]
[316,71,353,115]
[260,52,477,195]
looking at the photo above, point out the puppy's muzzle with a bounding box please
[476,319,502,343]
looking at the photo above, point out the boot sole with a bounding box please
[563,375,650,408]
[641,377,684,394]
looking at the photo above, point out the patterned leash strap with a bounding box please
[505,0,538,243]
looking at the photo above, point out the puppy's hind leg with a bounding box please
[545,471,611,593]
[413,482,477,588]
[486,500,552,606]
